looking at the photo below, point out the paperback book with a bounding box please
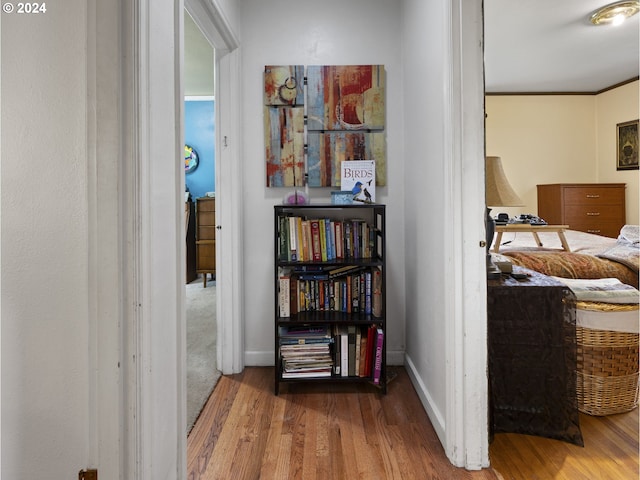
[340,160,375,203]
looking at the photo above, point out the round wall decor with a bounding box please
[184,144,199,174]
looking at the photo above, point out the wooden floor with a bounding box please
[489,408,639,479]
[187,367,499,479]
[187,366,639,480]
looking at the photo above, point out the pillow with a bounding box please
[618,225,640,245]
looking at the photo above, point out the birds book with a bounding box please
[340,160,375,203]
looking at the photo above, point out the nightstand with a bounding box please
[487,267,583,445]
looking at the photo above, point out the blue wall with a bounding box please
[185,99,215,199]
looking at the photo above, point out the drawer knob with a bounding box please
[586,194,600,198]
[586,212,600,216]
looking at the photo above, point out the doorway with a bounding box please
[184,10,220,431]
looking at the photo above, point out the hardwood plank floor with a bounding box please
[489,408,639,479]
[187,367,499,479]
[188,366,639,479]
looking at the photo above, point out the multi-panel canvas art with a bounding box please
[306,65,385,131]
[264,64,386,187]
[264,106,305,187]
[264,65,305,106]
[307,132,386,187]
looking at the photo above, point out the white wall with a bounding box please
[1,2,90,476]
[239,0,406,367]
[485,95,597,218]
[486,82,640,225]
[596,81,640,225]
[401,0,448,421]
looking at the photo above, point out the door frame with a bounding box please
[112,0,487,476]
[184,0,243,376]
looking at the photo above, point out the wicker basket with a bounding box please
[575,301,639,416]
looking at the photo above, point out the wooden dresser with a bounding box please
[196,197,216,287]
[537,183,626,238]
[185,200,197,283]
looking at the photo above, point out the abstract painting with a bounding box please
[263,64,386,188]
[307,65,385,131]
[264,65,305,106]
[264,106,305,187]
[307,131,386,187]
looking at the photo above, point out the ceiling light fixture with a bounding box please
[590,1,640,25]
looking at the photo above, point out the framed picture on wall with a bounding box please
[616,119,639,170]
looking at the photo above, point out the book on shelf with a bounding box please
[300,219,310,262]
[279,267,377,315]
[279,325,331,338]
[364,325,376,377]
[358,329,368,377]
[319,219,328,262]
[279,324,333,378]
[335,221,344,259]
[372,328,384,385]
[288,217,298,261]
[332,325,341,375]
[355,327,362,376]
[279,214,377,263]
[325,219,335,261]
[282,369,332,379]
[278,270,292,317]
[372,267,382,317]
[339,325,349,377]
[279,217,290,261]
[348,325,357,376]
[340,160,375,204]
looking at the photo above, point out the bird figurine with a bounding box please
[351,181,363,199]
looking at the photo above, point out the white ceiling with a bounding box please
[184,1,640,95]
[484,0,640,93]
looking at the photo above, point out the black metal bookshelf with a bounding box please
[274,204,386,394]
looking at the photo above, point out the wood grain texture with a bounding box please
[187,367,498,479]
[188,366,638,479]
[489,408,639,480]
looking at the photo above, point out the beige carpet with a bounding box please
[187,275,220,433]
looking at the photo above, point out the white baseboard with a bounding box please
[403,353,446,447]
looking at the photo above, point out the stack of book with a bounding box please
[279,325,334,378]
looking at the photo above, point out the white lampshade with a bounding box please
[485,156,524,207]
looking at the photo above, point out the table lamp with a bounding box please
[485,156,524,277]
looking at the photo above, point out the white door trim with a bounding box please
[120,1,189,478]
[185,0,243,375]
[443,0,489,470]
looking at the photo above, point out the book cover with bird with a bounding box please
[340,160,375,203]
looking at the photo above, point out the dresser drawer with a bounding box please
[197,224,217,240]
[563,187,625,206]
[564,204,626,224]
[197,198,216,211]
[564,221,621,238]
[198,211,216,227]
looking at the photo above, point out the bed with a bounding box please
[491,225,639,288]
[489,225,640,429]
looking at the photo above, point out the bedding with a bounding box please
[492,227,640,289]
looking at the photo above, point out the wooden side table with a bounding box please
[492,224,571,252]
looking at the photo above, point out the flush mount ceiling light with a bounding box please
[590,1,640,25]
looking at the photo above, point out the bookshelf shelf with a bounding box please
[274,204,387,395]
